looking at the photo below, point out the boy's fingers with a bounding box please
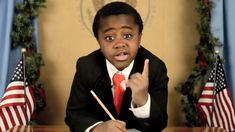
[142,59,149,79]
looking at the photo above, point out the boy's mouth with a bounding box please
[114,52,128,61]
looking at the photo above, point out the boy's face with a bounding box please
[97,15,142,71]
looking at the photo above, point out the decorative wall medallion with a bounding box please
[79,0,152,34]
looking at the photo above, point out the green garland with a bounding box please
[11,0,46,120]
[175,0,222,126]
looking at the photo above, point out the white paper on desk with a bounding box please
[127,129,141,132]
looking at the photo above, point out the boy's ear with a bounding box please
[139,33,142,47]
[97,41,102,51]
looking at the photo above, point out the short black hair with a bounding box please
[92,2,143,39]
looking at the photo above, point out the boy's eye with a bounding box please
[105,36,115,42]
[123,34,132,40]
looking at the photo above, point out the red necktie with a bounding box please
[112,73,125,115]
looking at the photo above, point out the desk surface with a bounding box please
[7,125,226,132]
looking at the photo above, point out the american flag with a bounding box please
[197,55,235,131]
[0,59,35,132]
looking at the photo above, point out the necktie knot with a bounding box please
[112,73,125,86]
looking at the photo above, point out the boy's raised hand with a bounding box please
[126,59,149,107]
[142,59,149,80]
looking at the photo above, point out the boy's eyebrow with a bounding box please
[103,27,115,33]
[103,26,133,33]
[121,26,133,30]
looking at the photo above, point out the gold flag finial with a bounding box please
[215,49,220,55]
[21,48,26,53]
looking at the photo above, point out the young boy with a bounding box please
[65,2,169,132]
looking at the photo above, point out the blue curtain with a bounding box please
[211,0,235,102]
[0,0,40,98]
[0,0,21,98]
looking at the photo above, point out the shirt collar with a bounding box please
[106,59,134,85]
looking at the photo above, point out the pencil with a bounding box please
[90,90,115,120]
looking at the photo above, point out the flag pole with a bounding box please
[21,48,28,125]
[210,50,219,127]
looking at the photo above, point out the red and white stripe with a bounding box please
[0,81,34,132]
[198,82,235,131]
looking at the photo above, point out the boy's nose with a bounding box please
[114,42,126,49]
[114,38,126,49]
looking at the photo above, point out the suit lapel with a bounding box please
[130,48,145,77]
[91,64,117,116]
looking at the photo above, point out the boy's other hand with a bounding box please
[91,120,126,132]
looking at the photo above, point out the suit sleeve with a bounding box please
[135,59,169,132]
[65,59,100,132]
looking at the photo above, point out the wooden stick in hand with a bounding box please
[90,90,115,120]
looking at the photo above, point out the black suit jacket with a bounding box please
[65,47,169,132]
